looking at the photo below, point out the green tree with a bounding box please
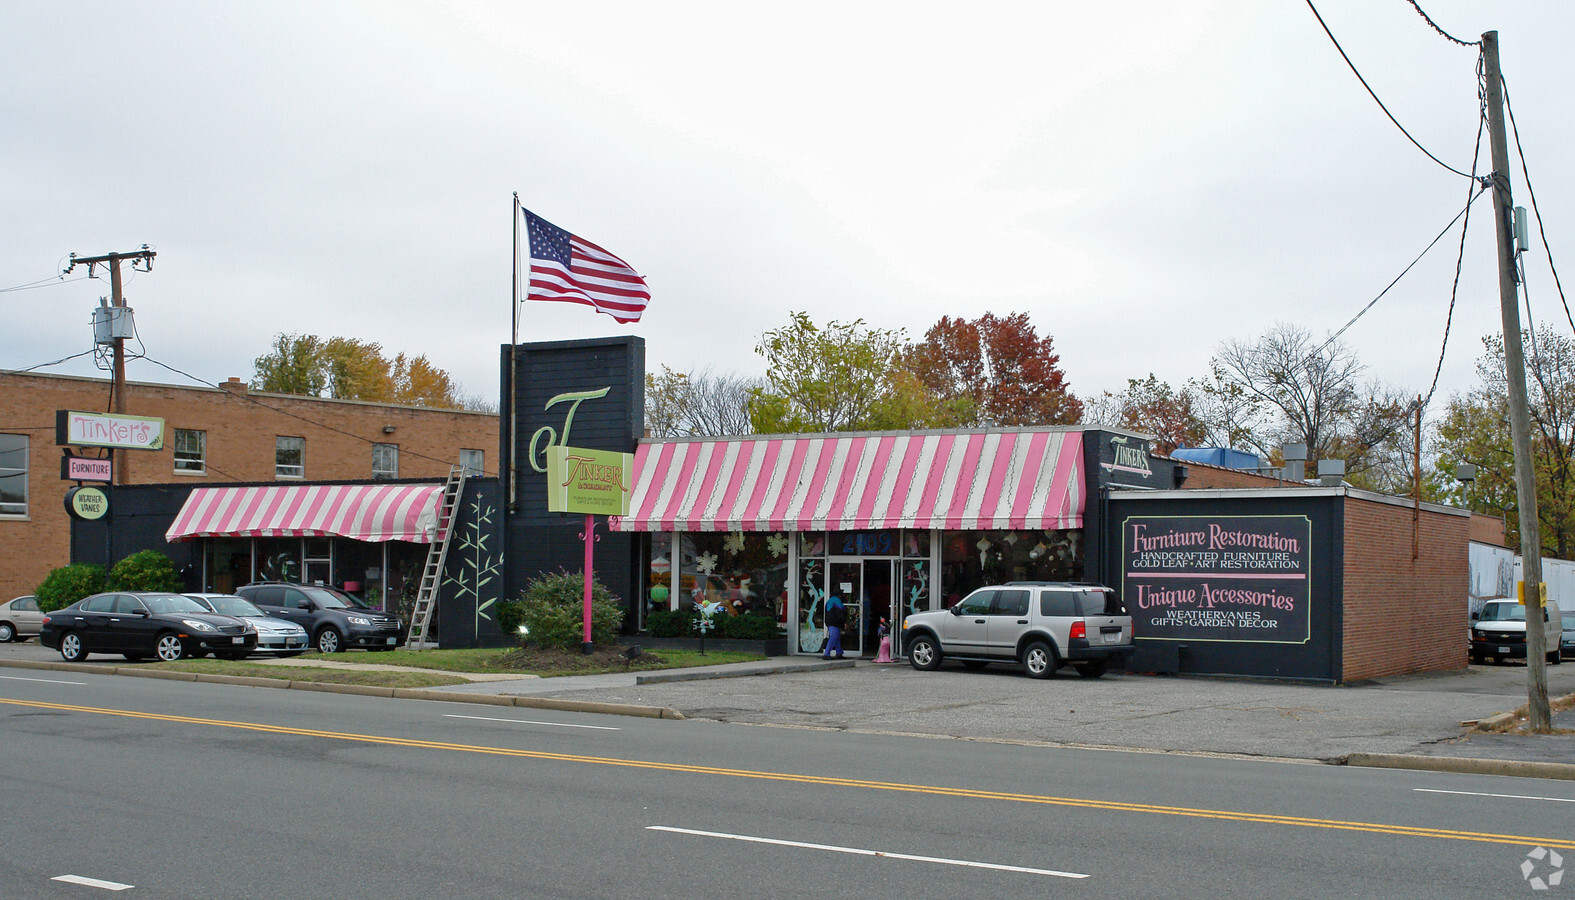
[107,549,180,592]
[251,333,471,409]
[1436,328,1575,556]
[35,563,106,612]
[749,312,908,433]
[322,337,394,401]
[252,333,327,396]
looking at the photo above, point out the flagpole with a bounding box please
[508,192,520,512]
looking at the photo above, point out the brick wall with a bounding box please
[1341,495,1470,681]
[1469,513,1506,547]
[0,371,497,599]
[1179,460,1293,490]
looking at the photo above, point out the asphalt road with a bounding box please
[3,669,1573,899]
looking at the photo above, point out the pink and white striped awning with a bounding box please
[165,483,444,543]
[613,429,1085,533]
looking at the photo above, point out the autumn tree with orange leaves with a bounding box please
[900,313,1082,427]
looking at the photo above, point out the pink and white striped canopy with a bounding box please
[613,429,1085,533]
[165,483,444,543]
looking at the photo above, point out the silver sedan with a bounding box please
[186,593,308,656]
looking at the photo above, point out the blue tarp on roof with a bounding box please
[1171,447,1261,470]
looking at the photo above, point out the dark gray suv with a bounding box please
[236,583,405,654]
[902,582,1134,678]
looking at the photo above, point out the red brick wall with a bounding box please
[0,372,497,599]
[1341,495,1470,681]
[1469,513,1506,547]
[1178,461,1293,490]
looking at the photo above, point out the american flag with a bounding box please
[523,208,650,323]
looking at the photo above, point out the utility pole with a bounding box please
[1482,31,1551,731]
[64,247,156,486]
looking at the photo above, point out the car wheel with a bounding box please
[907,634,942,671]
[1023,640,1057,679]
[155,633,187,662]
[0,621,14,643]
[1077,660,1108,679]
[122,653,144,662]
[59,632,87,662]
[316,627,344,654]
[961,660,989,670]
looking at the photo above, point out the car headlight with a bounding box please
[347,615,371,626]
[182,619,216,632]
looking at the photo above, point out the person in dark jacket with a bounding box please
[823,594,847,659]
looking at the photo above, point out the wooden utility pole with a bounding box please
[1482,31,1551,731]
[64,248,156,486]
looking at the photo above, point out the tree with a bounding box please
[250,333,471,409]
[749,312,908,433]
[1205,322,1410,482]
[644,366,760,438]
[1084,374,1208,455]
[1436,328,1575,556]
[902,312,1082,426]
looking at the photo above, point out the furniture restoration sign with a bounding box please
[56,410,166,450]
[1120,514,1312,644]
[546,445,632,516]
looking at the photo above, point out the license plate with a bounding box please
[232,636,245,644]
[1104,632,1121,643]
[1498,646,1511,654]
[386,637,397,645]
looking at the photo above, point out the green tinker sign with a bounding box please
[546,445,633,516]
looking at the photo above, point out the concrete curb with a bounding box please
[1343,752,1575,781]
[0,658,684,720]
[635,658,855,684]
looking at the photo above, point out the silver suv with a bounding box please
[902,582,1134,679]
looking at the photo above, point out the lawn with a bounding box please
[142,645,766,686]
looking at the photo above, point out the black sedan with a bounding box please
[40,592,257,662]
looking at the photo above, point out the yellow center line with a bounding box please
[6,697,1571,850]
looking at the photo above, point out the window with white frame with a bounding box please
[372,443,399,479]
[460,448,483,477]
[276,436,304,478]
[173,428,206,474]
[0,434,26,517]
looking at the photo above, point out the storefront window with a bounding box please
[646,534,673,620]
[799,532,825,557]
[203,538,253,593]
[901,529,932,620]
[255,538,301,583]
[939,529,1083,604]
[678,531,789,621]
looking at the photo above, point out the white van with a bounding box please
[1470,599,1564,666]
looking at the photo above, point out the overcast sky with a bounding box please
[4,1,1571,423]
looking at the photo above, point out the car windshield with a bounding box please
[197,595,264,617]
[301,586,370,609]
[143,594,208,614]
[1077,590,1125,616]
[1478,604,1526,622]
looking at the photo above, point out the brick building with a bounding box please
[0,371,497,600]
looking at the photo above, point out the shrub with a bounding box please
[495,599,524,637]
[514,570,624,650]
[718,614,782,641]
[645,608,696,638]
[35,564,107,612]
[107,550,180,592]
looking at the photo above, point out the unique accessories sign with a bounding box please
[56,410,166,451]
[546,445,632,516]
[1121,514,1312,644]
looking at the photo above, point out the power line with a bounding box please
[1422,100,1488,409]
[1502,80,1572,342]
[1303,0,1478,179]
[1311,183,1489,366]
[1404,0,1480,48]
[0,347,99,374]
[0,274,95,293]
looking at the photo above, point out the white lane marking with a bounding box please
[1415,788,1575,804]
[52,874,134,891]
[647,826,1088,879]
[0,674,87,686]
[443,714,619,731]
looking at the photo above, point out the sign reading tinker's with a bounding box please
[56,410,165,451]
[546,445,633,516]
[1120,514,1312,644]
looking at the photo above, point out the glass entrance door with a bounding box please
[827,560,863,656]
[863,559,894,657]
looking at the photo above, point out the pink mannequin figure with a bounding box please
[874,618,893,663]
